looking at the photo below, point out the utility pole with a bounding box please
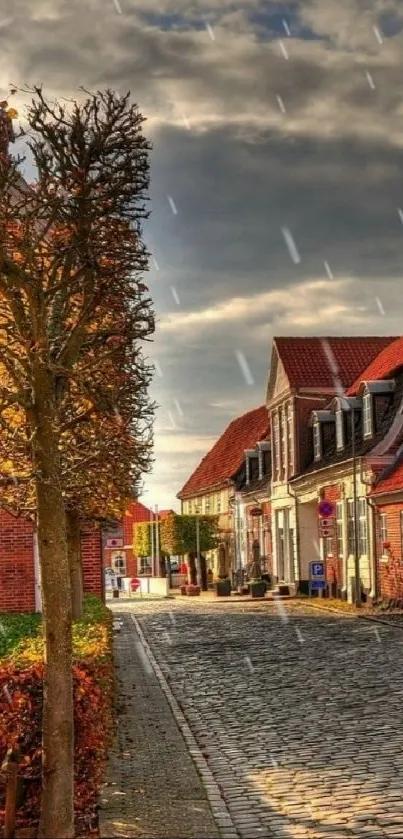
[351,406,361,608]
[195,508,201,585]
[155,504,160,577]
[150,506,154,576]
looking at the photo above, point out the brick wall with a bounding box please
[0,510,35,613]
[81,525,104,601]
[375,501,403,601]
[321,484,342,591]
[0,512,105,613]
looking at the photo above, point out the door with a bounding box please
[276,510,285,580]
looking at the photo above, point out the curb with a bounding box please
[131,614,239,839]
[295,598,403,630]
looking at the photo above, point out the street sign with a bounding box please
[318,500,335,518]
[309,561,326,596]
[310,561,325,578]
[310,579,326,590]
[106,537,123,548]
[318,518,335,538]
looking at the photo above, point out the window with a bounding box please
[189,499,194,515]
[205,496,211,514]
[287,404,294,475]
[313,421,321,461]
[139,557,152,575]
[363,393,373,438]
[336,410,344,450]
[358,498,368,556]
[380,513,388,546]
[281,407,288,478]
[347,499,355,555]
[273,410,281,479]
[324,536,333,556]
[336,502,344,558]
[217,493,221,514]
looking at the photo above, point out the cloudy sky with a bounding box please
[2,0,403,509]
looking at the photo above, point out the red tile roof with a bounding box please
[275,336,396,390]
[371,458,403,496]
[347,337,403,396]
[177,405,269,499]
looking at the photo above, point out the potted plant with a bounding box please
[180,584,188,595]
[186,584,201,597]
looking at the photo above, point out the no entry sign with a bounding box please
[318,500,335,518]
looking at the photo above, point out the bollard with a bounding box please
[1,747,20,839]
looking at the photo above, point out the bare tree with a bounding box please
[0,87,153,837]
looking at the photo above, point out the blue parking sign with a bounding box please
[310,579,326,590]
[310,561,325,578]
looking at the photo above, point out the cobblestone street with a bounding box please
[108,598,403,839]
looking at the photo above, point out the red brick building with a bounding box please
[290,336,403,602]
[0,510,103,613]
[267,335,395,594]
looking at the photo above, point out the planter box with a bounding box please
[186,585,201,597]
[276,584,290,596]
[112,589,119,599]
[250,581,266,598]
[180,584,188,595]
[215,579,231,597]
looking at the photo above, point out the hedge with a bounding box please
[0,595,114,837]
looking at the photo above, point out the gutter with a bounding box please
[366,496,379,601]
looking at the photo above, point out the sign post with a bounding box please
[309,561,326,597]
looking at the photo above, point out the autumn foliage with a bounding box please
[0,597,114,837]
[160,513,219,556]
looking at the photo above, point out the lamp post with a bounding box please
[150,506,154,576]
[155,504,160,577]
[195,505,201,586]
[350,405,361,608]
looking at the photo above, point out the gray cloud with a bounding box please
[1,0,403,506]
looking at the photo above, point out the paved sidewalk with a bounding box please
[99,613,219,839]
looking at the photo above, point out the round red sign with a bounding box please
[318,500,335,518]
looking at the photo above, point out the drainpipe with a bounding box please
[287,482,300,593]
[366,496,379,603]
[359,459,379,603]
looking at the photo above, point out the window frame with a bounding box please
[335,409,344,451]
[362,392,373,438]
[287,403,294,475]
[313,420,322,461]
[273,410,281,480]
[358,498,368,557]
[336,501,344,559]
[380,513,388,547]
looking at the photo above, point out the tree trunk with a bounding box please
[31,364,74,839]
[159,555,166,578]
[188,553,197,585]
[66,510,84,621]
[200,555,208,591]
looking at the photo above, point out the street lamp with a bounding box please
[195,504,201,586]
[342,399,361,608]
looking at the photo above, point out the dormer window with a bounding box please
[335,409,344,450]
[362,393,373,438]
[313,421,321,461]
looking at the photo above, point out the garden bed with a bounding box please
[0,595,114,838]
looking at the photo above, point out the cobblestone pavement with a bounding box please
[110,598,403,839]
[99,612,219,838]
